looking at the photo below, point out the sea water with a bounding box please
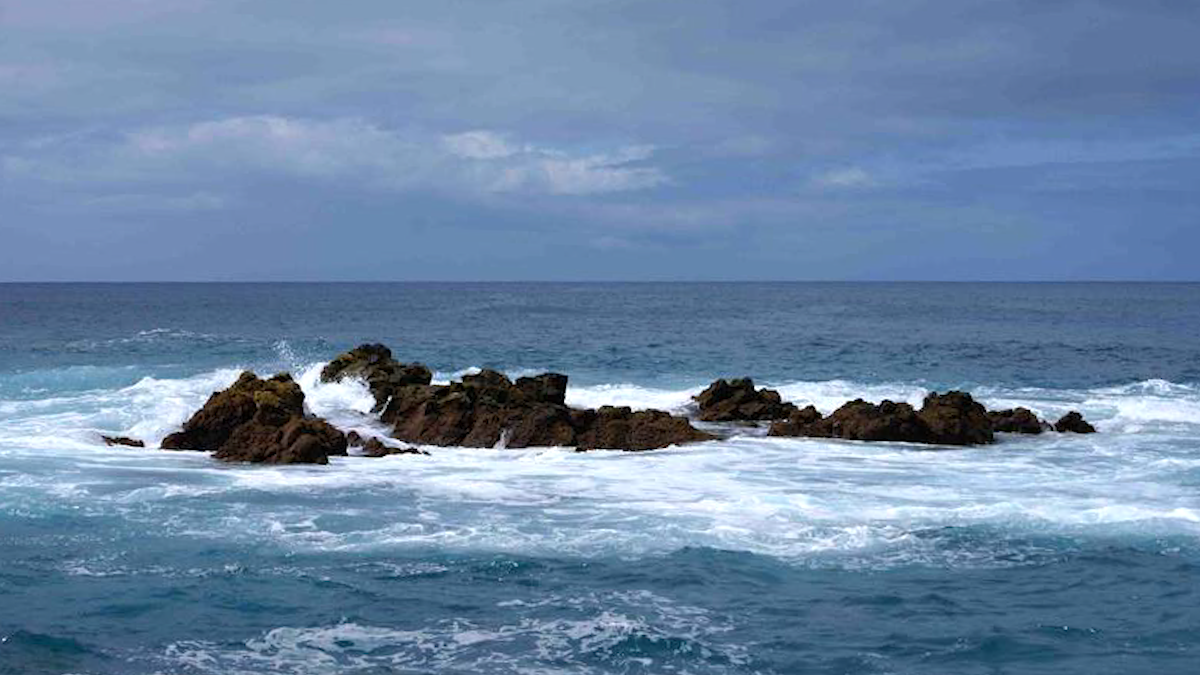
[0,282,1197,674]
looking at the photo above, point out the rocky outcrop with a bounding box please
[156,339,1108,463]
[161,372,347,464]
[918,391,994,445]
[1054,411,1096,433]
[101,435,144,447]
[988,407,1048,434]
[765,405,823,436]
[515,373,568,406]
[575,406,715,451]
[214,416,347,464]
[769,391,995,446]
[379,367,713,451]
[772,398,932,442]
[693,378,797,422]
[320,343,432,411]
[381,369,573,447]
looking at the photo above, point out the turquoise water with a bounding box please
[1,283,1198,674]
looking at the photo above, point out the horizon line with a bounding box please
[2,279,1199,285]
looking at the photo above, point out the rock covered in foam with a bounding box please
[1054,411,1097,433]
[161,371,347,464]
[320,343,432,411]
[693,378,797,422]
[346,431,428,457]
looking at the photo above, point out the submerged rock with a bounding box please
[988,407,1048,434]
[101,435,144,448]
[693,378,797,422]
[346,431,428,457]
[380,367,713,451]
[1054,411,1097,433]
[769,391,995,446]
[161,372,347,464]
[321,343,432,411]
[363,439,428,457]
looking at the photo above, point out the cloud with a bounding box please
[442,130,667,194]
[443,130,520,160]
[4,0,1200,280]
[810,167,875,190]
[3,116,669,202]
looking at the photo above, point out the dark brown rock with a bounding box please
[1054,411,1096,433]
[917,391,994,445]
[102,435,145,448]
[769,391,995,446]
[821,399,931,442]
[214,416,347,464]
[694,378,798,422]
[321,343,432,411]
[161,371,347,464]
[379,367,710,451]
[988,407,1048,434]
[575,406,716,451]
[515,373,568,406]
[767,405,824,437]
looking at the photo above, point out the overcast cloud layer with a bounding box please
[2,0,1198,280]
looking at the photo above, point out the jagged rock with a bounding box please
[515,373,568,406]
[814,399,931,442]
[988,407,1048,434]
[918,391,994,445]
[380,367,711,451]
[383,369,577,448]
[321,343,432,411]
[694,378,797,422]
[161,372,347,464]
[215,416,346,464]
[767,405,824,436]
[1054,411,1096,433]
[769,391,995,446]
[574,406,716,451]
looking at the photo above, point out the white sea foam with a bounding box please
[565,382,700,412]
[161,590,746,674]
[1,366,1198,566]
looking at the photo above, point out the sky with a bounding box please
[1,0,1199,281]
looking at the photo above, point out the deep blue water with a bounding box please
[1,283,1198,674]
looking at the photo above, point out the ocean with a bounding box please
[1,282,1197,674]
